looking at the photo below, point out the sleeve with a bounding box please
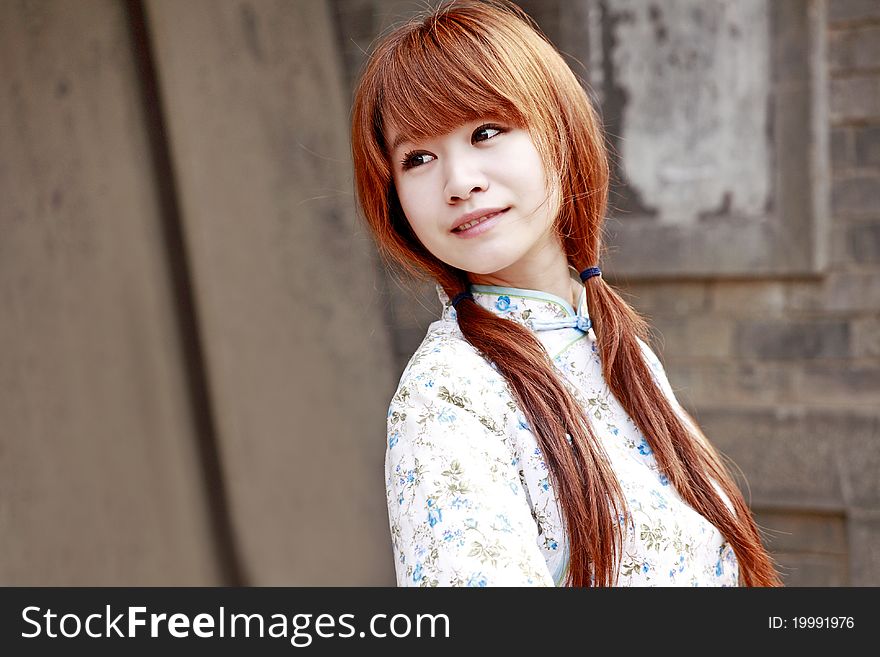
[384,369,555,587]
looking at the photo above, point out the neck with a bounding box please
[467,235,579,308]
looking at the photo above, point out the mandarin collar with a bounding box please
[437,267,594,336]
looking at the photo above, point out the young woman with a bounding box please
[351,0,782,587]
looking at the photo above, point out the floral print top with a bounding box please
[385,267,739,587]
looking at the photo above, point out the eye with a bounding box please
[401,151,435,171]
[473,123,504,143]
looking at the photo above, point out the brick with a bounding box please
[854,124,880,167]
[831,174,880,215]
[787,272,880,313]
[650,316,733,359]
[836,415,880,507]
[828,25,880,73]
[830,76,880,123]
[697,407,846,509]
[828,0,880,25]
[829,221,852,267]
[799,363,880,406]
[848,509,880,586]
[772,552,850,586]
[852,316,880,356]
[783,281,823,311]
[847,221,880,262]
[831,126,852,170]
[615,281,710,317]
[734,319,850,360]
[668,361,795,408]
[824,273,880,312]
[752,510,848,554]
[700,409,879,513]
[709,281,788,317]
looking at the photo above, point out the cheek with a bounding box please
[394,181,433,239]
[508,150,560,228]
[504,144,552,194]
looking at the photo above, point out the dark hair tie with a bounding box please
[580,266,602,282]
[450,291,473,308]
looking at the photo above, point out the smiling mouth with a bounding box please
[453,209,507,232]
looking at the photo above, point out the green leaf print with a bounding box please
[479,415,500,434]
[438,386,470,409]
[446,481,470,496]
[620,560,643,577]
[586,396,610,420]
[671,527,693,557]
[639,521,668,552]
[468,541,502,566]
[407,458,426,488]
[441,460,470,496]
[441,460,464,479]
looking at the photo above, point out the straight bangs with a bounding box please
[379,27,527,147]
[374,5,567,172]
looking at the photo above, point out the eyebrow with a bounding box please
[390,133,412,152]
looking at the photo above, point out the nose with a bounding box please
[443,154,488,203]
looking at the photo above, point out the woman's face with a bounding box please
[387,118,562,280]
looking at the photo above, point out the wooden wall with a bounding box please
[0,0,397,585]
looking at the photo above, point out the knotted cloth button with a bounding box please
[530,314,593,333]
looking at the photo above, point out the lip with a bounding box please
[451,207,509,237]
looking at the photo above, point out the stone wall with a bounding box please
[336,0,880,585]
[617,0,880,585]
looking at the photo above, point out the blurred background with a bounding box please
[1,0,877,586]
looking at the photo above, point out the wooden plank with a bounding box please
[0,0,220,584]
[144,0,397,584]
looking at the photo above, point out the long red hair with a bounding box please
[351,0,782,586]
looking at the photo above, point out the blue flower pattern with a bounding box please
[385,270,739,586]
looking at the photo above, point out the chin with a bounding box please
[459,264,491,275]
[453,252,520,277]
[450,255,500,274]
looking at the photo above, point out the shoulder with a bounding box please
[394,321,507,398]
[388,320,516,433]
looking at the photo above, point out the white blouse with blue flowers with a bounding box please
[385,267,739,587]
